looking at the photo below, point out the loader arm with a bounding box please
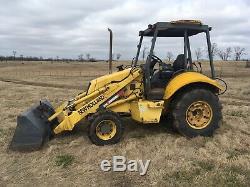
[51,68,141,134]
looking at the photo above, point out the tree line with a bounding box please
[0,51,122,62]
[0,46,247,63]
[165,44,247,62]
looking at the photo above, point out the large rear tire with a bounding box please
[171,88,222,137]
[88,112,124,146]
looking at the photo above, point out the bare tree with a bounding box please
[78,54,83,62]
[217,47,232,61]
[217,50,225,60]
[86,53,90,61]
[166,51,173,61]
[225,47,232,61]
[195,48,203,62]
[20,54,23,61]
[116,53,121,61]
[206,43,218,59]
[211,43,218,58]
[13,50,17,60]
[142,46,148,62]
[234,46,246,61]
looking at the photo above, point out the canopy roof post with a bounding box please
[186,36,193,69]
[184,30,188,67]
[206,29,215,79]
[133,35,143,67]
[145,28,158,98]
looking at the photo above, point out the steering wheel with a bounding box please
[116,65,124,71]
[151,55,163,64]
[149,55,163,76]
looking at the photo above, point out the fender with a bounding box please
[163,72,222,99]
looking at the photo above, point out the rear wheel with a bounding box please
[171,88,222,137]
[88,112,124,146]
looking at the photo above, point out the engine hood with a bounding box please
[88,68,132,93]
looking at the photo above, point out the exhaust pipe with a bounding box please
[108,28,113,74]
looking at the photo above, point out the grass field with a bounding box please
[0,60,249,186]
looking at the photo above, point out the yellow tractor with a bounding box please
[10,20,224,151]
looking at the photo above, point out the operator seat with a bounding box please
[173,54,186,71]
[148,54,186,100]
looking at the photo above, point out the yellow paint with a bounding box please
[186,101,213,129]
[53,68,142,134]
[96,120,117,140]
[171,20,202,25]
[163,72,222,99]
[108,102,131,113]
[130,100,164,123]
[50,68,222,135]
[88,68,133,94]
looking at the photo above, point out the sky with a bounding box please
[0,0,249,60]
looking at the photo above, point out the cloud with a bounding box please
[0,0,249,60]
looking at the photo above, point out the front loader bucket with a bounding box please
[10,100,56,151]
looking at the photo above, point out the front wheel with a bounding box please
[88,112,124,146]
[171,88,222,137]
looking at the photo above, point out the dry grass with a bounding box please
[0,61,249,186]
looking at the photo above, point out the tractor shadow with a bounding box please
[52,117,179,144]
[50,120,90,144]
[122,117,179,140]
